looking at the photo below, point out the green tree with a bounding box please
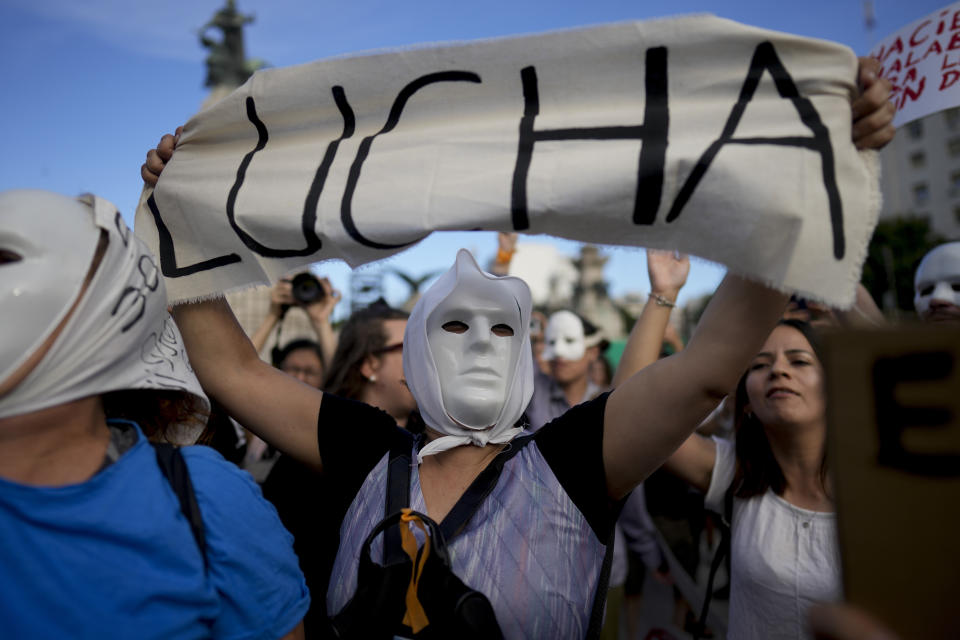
[861,217,947,313]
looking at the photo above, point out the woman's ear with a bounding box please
[360,354,381,381]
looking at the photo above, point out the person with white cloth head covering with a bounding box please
[403,249,534,460]
[166,236,789,637]
[0,190,309,639]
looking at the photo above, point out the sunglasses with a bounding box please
[372,342,403,355]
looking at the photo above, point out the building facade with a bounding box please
[879,107,960,239]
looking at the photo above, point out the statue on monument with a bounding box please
[199,0,264,89]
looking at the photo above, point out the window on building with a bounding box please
[907,121,924,139]
[947,107,960,129]
[910,151,926,168]
[949,138,960,156]
[954,204,960,225]
[913,183,930,205]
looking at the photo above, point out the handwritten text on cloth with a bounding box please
[135,15,880,306]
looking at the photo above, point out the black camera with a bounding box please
[290,272,325,305]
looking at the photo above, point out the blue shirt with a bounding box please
[0,422,309,639]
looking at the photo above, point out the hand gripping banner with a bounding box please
[134,14,880,307]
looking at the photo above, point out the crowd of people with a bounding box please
[2,50,956,640]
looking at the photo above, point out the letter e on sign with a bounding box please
[821,325,960,639]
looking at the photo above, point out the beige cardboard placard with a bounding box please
[823,326,960,639]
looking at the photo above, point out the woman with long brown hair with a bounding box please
[661,319,840,640]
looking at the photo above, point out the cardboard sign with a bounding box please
[871,1,960,126]
[823,326,960,639]
[134,15,879,306]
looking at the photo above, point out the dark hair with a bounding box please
[272,339,324,369]
[731,319,828,499]
[323,299,408,399]
[559,311,608,353]
[83,232,212,444]
[591,355,614,388]
[101,389,211,444]
[71,230,210,444]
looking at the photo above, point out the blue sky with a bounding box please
[0,0,948,318]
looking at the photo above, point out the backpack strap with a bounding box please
[438,434,535,541]
[584,527,616,640]
[692,484,734,640]
[383,433,537,560]
[384,430,415,563]
[152,442,207,566]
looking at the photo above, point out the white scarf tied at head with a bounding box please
[0,191,208,443]
[403,249,534,462]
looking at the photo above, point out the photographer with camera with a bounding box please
[250,272,341,387]
[240,273,341,477]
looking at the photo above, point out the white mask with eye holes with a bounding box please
[914,241,960,322]
[0,190,100,386]
[403,250,534,461]
[543,310,586,362]
[0,191,209,443]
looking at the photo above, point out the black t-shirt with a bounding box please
[317,391,620,541]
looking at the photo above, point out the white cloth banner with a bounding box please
[871,1,960,127]
[135,15,880,307]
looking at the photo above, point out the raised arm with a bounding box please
[603,275,788,499]
[304,277,341,369]
[249,277,340,367]
[611,249,689,388]
[610,250,722,492]
[249,280,294,355]
[606,250,718,493]
[172,298,324,469]
[144,130,324,468]
[489,232,517,276]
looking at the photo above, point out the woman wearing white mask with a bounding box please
[165,244,786,638]
[0,190,308,640]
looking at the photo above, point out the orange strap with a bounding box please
[399,508,431,632]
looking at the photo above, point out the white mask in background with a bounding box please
[0,190,100,385]
[914,241,960,320]
[543,310,586,362]
[404,249,534,461]
[0,191,209,443]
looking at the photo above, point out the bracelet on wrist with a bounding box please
[652,293,676,308]
[495,248,515,264]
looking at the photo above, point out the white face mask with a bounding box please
[0,191,208,442]
[0,191,100,385]
[403,249,534,461]
[427,278,523,429]
[543,310,586,362]
[914,242,960,321]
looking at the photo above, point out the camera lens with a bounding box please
[291,272,324,304]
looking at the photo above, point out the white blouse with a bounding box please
[705,436,842,640]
